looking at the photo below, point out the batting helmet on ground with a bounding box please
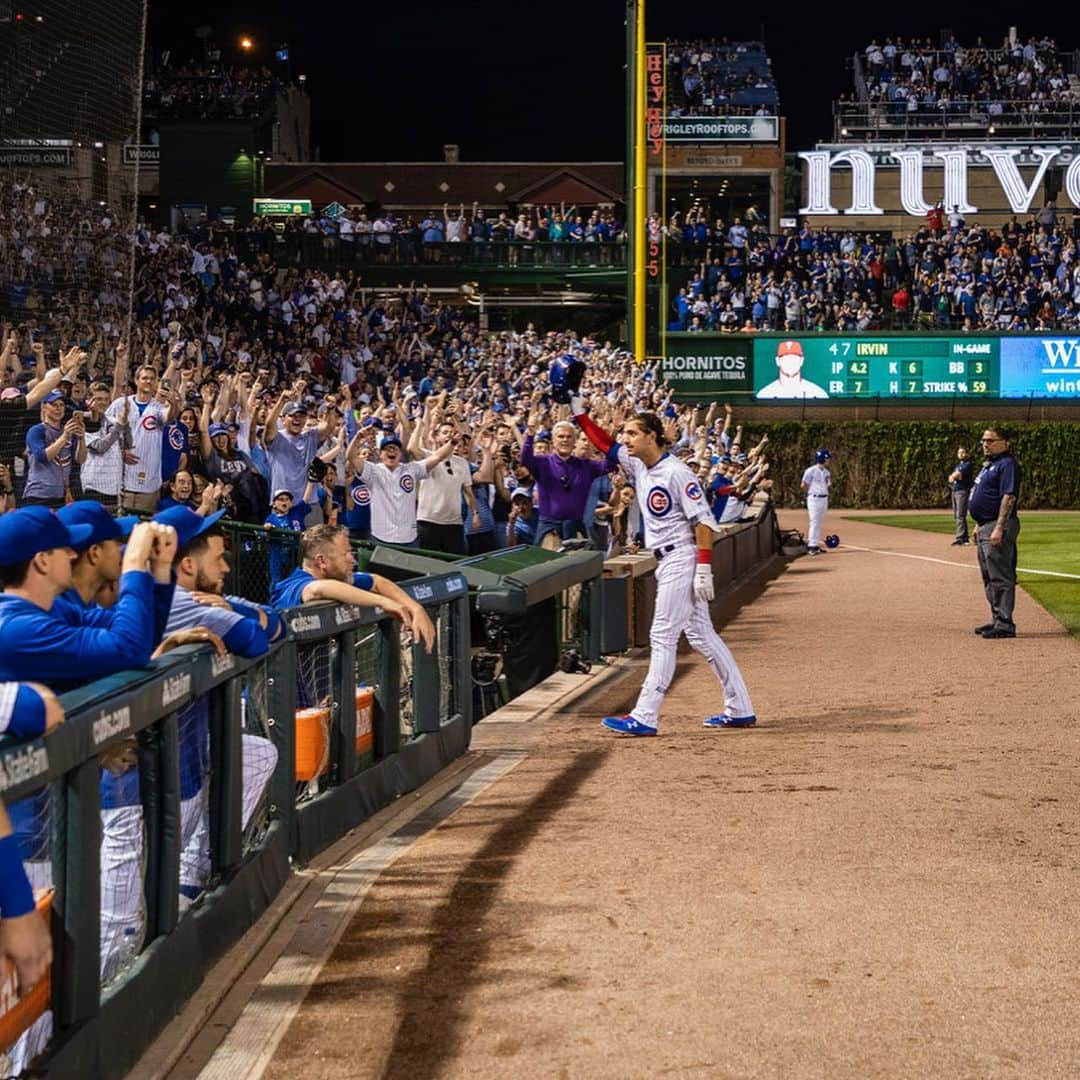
[825,534,840,548]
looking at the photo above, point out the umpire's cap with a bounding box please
[0,506,93,564]
[57,501,140,553]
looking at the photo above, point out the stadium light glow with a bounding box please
[239,36,254,52]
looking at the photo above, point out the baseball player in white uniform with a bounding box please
[573,398,756,735]
[801,449,832,555]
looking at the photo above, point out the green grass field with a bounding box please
[843,513,1080,637]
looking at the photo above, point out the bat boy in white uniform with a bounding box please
[801,448,832,555]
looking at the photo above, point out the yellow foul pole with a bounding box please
[633,0,647,361]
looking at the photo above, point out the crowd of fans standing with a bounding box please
[850,34,1077,120]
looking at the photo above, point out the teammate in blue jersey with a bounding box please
[0,508,177,1069]
[0,508,175,690]
[152,505,282,906]
[271,523,435,654]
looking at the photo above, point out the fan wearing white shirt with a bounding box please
[351,434,455,546]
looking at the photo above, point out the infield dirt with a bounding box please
[260,513,1080,1079]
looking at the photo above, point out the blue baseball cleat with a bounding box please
[703,713,757,729]
[601,715,658,736]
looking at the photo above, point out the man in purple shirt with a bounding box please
[519,419,614,546]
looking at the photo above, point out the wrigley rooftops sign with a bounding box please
[800,143,1080,216]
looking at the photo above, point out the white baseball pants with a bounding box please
[807,495,828,548]
[630,546,754,728]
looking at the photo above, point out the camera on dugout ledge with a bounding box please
[472,612,511,686]
[558,649,591,676]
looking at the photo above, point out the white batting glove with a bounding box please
[570,393,586,417]
[693,564,714,603]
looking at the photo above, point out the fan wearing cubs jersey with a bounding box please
[106,363,173,514]
[573,398,756,735]
[351,434,455,546]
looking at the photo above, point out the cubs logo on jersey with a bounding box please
[168,426,186,451]
[141,414,161,432]
[398,474,415,494]
[646,485,672,517]
[351,484,371,505]
[685,481,703,502]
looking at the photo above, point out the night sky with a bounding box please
[148,3,1080,162]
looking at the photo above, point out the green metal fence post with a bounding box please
[265,645,297,851]
[209,681,243,875]
[155,713,181,936]
[332,630,357,781]
[374,617,401,759]
[411,628,440,735]
[453,594,473,732]
[58,759,101,1025]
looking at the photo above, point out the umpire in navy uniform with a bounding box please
[968,427,1021,639]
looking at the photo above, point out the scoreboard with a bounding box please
[663,333,1079,400]
[752,337,998,399]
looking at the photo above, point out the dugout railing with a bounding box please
[0,569,471,1079]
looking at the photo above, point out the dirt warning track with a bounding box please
[213,515,1080,1080]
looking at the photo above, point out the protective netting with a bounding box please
[295,639,333,800]
[436,604,455,724]
[396,627,415,741]
[238,658,275,854]
[355,626,378,767]
[221,522,297,606]
[177,698,211,910]
[98,739,146,987]
[0,0,147,493]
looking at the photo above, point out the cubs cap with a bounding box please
[379,435,402,450]
[57,501,140,553]
[208,422,230,438]
[42,389,66,404]
[777,340,804,358]
[815,448,832,463]
[282,402,307,416]
[152,505,226,552]
[0,506,93,565]
[272,489,293,500]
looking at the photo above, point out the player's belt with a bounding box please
[810,494,828,498]
[653,543,681,560]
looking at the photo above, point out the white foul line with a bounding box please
[197,754,525,1080]
[841,544,1080,580]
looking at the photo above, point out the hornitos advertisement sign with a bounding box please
[661,338,753,396]
[663,334,1080,400]
[253,198,312,216]
[665,117,778,143]
[800,143,1080,217]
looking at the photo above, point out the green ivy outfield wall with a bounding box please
[661,333,1080,403]
[747,421,1080,510]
